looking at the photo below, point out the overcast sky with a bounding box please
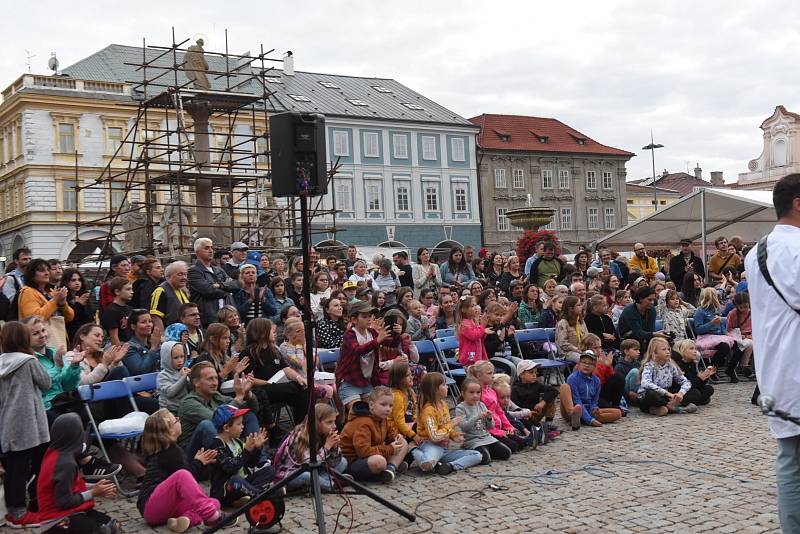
[2,0,799,183]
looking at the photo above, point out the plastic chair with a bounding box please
[524,322,539,329]
[435,327,455,339]
[122,373,158,412]
[433,336,463,369]
[316,348,340,371]
[428,338,465,401]
[654,319,663,332]
[513,329,569,384]
[79,380,143,497]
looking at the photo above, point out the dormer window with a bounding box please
[500,135,510,142]
[539,136,548,143]
[576,139,586,145]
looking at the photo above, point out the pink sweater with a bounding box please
[482,385,513,437]
[457,319,488,365]
[726,308,752,337]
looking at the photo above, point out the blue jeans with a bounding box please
[624,369,639,397]
[777,434,800,533]
[186,413,260,460]
[287,457,347,491]
[411,442,482,471]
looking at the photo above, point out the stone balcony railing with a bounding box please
[2,74,131,103]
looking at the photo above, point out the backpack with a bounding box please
[5,274,21,321]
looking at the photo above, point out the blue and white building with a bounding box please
[266,59,481,252]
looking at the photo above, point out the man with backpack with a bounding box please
[2,247,32,303]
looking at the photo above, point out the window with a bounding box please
[346,98,369,107]
[401,102,424,110]
[560,207,572,230]
[558,169,570,189]
[512,169,524,189]
[318,81,340,89]
[497,208,509,231]
[107,127,123,153]
[425,184,439,212]
[586,171,597,190]
[450,137,465,162]
[110,182,125,211]
[58,123,75,153]
[392,134,408,159]
[542,169,553,189]
[543,218,556,231]
[495,168,507,188]
[774,139,787,166]
[395,183,410,212]
[334,179,352,212]
[365,181,382,212]
[588,207,599,229]
[371,85,393,93]
[363,132,380,158]
[453,184,468,213]
[287,94,311,102]
[255,136,268,164]
[62,180,77,210]
[602,171,613,190]
[604,207,616,230]
[421,136,436,161]
[332,131,350,157]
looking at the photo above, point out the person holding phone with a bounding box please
[692,287,739,382]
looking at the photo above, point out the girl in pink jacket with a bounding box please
[467,361,524,454]
[456,296,489,365]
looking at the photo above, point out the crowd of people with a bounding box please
[0,232,755,532]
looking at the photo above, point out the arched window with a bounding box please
[773,138,787,167]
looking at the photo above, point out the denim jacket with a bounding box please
[692,307,725,335]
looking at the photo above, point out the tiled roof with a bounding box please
[625,183,681,194]
[630,172,714,196]
[468,113,634,157]
[61,44,474,127]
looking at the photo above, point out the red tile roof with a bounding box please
[469,114,634,157]
[629,172,714,196]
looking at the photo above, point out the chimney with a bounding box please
[661,169,669,178]
[710,171,724,186]
[283,51,294,76]
[694,163,702,181]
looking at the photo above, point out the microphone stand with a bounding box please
[205,175,415,534]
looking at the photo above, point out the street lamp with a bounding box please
[642,131,664,211]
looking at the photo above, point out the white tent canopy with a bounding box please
[594,188,776,250]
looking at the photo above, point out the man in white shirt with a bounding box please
[745,173,800,533]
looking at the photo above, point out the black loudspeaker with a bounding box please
[269,111,327,197]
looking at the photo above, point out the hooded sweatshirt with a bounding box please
[36,346,81,411]
[36,413,95,523]
[157,341,189,413]
[339,400,394,463]
[0,351,51,451]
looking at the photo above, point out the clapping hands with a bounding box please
[245,428,268,451]
[194,447,218,465]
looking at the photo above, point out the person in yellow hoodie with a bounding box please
[387,362,421,446]
[628,243,659,282]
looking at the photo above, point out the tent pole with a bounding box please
[700,188,707,283]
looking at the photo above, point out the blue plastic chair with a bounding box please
[513,329,569,384]
[654,319,663,332]
[433,336,463,369]
[524,322,539,329]
[316,348,340,371]
[436,327,455,339]
[122,373,158,412]
[429,337,465,400]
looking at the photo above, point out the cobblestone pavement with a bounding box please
[16,382,782,533]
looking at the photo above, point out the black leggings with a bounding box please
[598,374,625,409]
[1,442,49,512]
[252,382,309,428]
[638,389,669,413]
[43,509,116,533]
[681,385,714,406]
[476,441,513,463]
[496,434,525,453]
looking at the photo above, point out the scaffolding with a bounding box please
[73,29,340,263]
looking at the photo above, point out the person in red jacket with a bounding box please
[35,413,120,533]
[582,334,625,411]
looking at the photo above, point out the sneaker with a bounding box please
[166,516,191,533]
[394,461,409,476]
[379,468,396,484]
[204,512,238,529]
[81,457,122,481]
[232,496,251,508]
[740,367,753,378]
[683,403,698,414]
[570,408,582,430]
[4,512,40,529]
[434,462,454,476]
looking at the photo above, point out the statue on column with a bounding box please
[120,199,148,252]
[211,194,234,247]
[160,187,194,256]
[182,38,210,90]
[259,194,284,248]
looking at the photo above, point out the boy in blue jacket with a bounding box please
[559,351,622,430]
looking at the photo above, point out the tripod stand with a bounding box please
[205,191,415,533]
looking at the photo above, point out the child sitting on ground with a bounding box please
[456,296,489,365]
[560,351,622,430]
[209,405,273,507]
[35,413,121,534]
[138,409,231,532]
[340,386,410,483]
[673,339,715,407]
[468,361,525,453]
[511,360,560,438]
[158,341,191,414]
[387,362,421,447]
[455,377,512,464]
[493,375,535,447]
[273,403,348,491]
[614,339,641,404]
[580,334,625,410]
[638,337,695,416]
[406,299,436,341]
[413,372,482,474]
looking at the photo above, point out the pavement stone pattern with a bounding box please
[14,382,782,533]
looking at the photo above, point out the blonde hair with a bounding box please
[638,337,675,383]
[142,408,177,456]
[674,339,696,356]
[579,332,601,352]
[466,360,494,379]
[492,374,512,391]
[283,317,304,338]
[699,287,721,311]
[542,278,556,292]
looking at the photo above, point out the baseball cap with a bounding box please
[131,255,146,265]
[516,360,540,375]
[212,404,250,430]
[348,300,375,316]
[680,239,693,246]
[342,280,357,290]
[230,241,249,251]
[579,350,597,361]
[357,287,373,298]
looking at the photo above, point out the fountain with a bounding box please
[506,194,555,231]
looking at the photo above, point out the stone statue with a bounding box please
[259,193,284,248]
[211,194,234,246]
[182,39,210,90]
[160,188,194,256]
[120,199,148,252]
